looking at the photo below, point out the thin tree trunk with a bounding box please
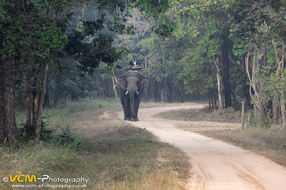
[215,58,224,111]
[53,71,61,105]
[180,86,185,103]
[209,92,211,108]
[172,84,176,102]
[111,68,118,98]
[222,37,231,107]
[144,56,147,70]
[280,83,286,125]
[0,57,19,142]
[217,72,224,111]
[102,78,107,99]
[245,51,268,126]
[0,60,4,141]
[272,98,279,123]
[167,79,172,102]
[241,101,245,130]
[280,46,285,127]
[44,87,50,108]
[33,62,48,141]
[151,82,155,100]
[25,65,32,126]
[273,41,286,127]
[160,87,165,103]
[211,92,214,108]
[160,80,165,103]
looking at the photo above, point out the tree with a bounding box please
[229,0,286,126]
[0,0,171,142]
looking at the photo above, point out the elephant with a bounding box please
[117,70,148,121]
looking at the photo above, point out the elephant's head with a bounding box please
[117,70,148,121]
[117,71,148,98]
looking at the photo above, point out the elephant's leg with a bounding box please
[130,97,140,121]
[129,95,138,121]
[134,98,140,121]
[120,90,131,120]
[124,96,131,120]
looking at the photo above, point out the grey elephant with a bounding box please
[117,70,148,121]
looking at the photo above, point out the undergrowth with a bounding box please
[1,99,190,190]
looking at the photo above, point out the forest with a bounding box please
[0,0,285,138]
[1,0,286,189]
[1,0,285,142]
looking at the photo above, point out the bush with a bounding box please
[57,126,82,149]
[19,120,54,141]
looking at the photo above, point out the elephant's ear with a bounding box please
[117,75,126,90]
[140,76,148,95]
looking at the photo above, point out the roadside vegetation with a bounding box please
[158,107,286,167]
[157,107,241,123]
[200,128,286,167]
[0,99,190,190]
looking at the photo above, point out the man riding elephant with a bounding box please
[117,68,147,121]
[129,55,141,67]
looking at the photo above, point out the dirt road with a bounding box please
[117,103,286,190]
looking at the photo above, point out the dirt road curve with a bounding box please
[118,103,286,190]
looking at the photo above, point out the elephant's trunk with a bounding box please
[128,90,136,119]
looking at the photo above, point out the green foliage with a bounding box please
[248,111,255,127]
[19,121,54,141]
[35,20,67,58]
[178,45,216,95]
[259,117,273,129]
[202,21,222,62]
[137,33,189,101]
[255,68,286,103]
[0,15,23,58]
[154,22,175,36]
[58,126,81,148]
[5,0,172,114]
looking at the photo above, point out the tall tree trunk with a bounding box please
[222,37,232,108]
[242,57,251,109]
[167,79,172,102]
[102,78,107,99]
[25,65,32,127]
[111,68,118,98]
[160,80,165,103]
[144,56,148,70]
[171,84,176,102]
[245,51,267,126]
[214,57,224,111]
[229,50,251,109]
[180,86,185,103]
[273,41,286,127]
[33,62,48,141]
[44,87,50,108]
[160,88,165,103]
[243,82,251,110]
[280,92,286,126]
[0,57,19,142]
[209,92,211,108]
[53,71,62,105]
[150,82,155,100]
[272,98,279,123]
[0,60,4,141]
[213,91,216,107]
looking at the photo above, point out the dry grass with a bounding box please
[1,99,190,190]
[103,172,185,190]
[200,128,286,167]
[157,107,241,123]
[158,106,286,167]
